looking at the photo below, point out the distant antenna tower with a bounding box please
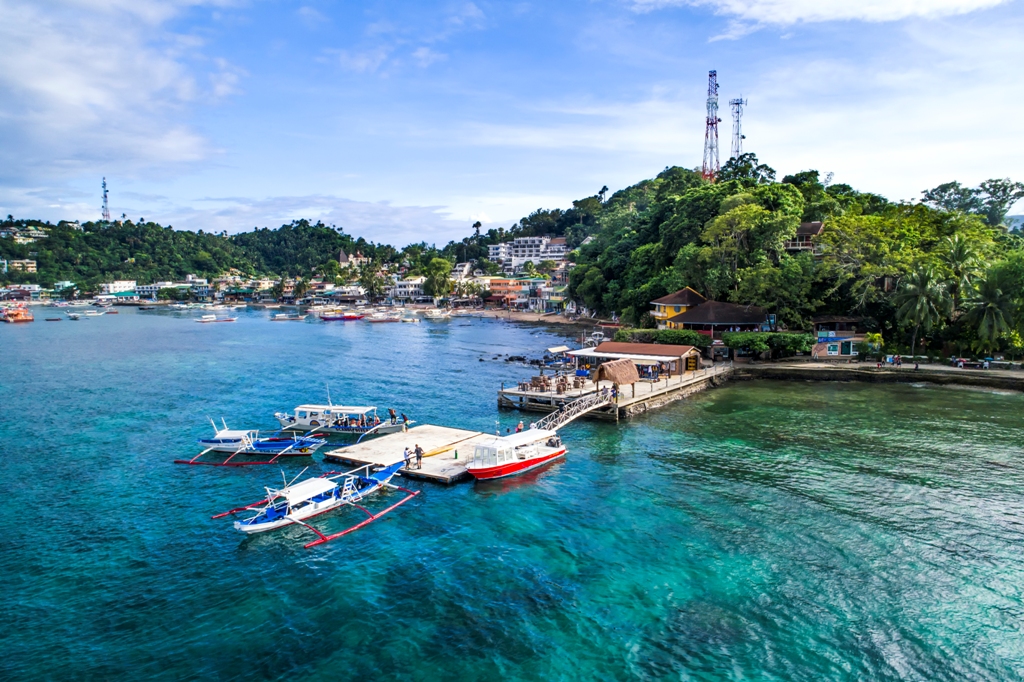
[729,97,747,159]
[101,177,111,222]
[702,71,721,181]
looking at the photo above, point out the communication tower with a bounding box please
[729,97,747,159]
[101,177,111,222]
[701,71,721,181]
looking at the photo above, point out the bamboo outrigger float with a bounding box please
[212,462,420,548]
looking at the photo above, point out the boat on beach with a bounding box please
[212,461,419,547]
[467,429,566,481]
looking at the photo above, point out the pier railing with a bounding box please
[531,391,612,431]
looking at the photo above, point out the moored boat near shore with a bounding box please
[1,304,34,323]
[467,429,565,480]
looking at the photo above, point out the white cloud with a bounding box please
[412,47,447,67]
[632,0,1011,24]
[297,5,328,27]
[0,0,233,183]
[335,47,393,73]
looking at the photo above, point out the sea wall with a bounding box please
[733,364,1024,391]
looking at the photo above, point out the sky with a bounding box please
[0,0,1022,247]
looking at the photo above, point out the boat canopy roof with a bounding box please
[566,348,679,365]
[546,345,571,354]
[213,429,256,438]
[280,477,337,504]
[478,429,558,450]
[294,404,375,414]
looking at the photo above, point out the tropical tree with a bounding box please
[423,257,453,300]
[894,267,951,356]
[292,277,309,300]
[963,269,1015,353]
[940,233,982,314]
[358,263,388,301]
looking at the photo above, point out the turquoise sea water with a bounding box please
[2,309,1023,681]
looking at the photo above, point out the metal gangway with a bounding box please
[531,391,611,431]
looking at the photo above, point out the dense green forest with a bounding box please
[548,156,1024,356]
[4,157,1023,355]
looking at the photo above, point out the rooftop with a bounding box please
[651,287,707,307]
[667,300,766,325]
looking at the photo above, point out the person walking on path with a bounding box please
[414,444,424,470]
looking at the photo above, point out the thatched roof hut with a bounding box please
[594,358,640,385]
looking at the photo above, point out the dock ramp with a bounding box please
[531,392,611,431]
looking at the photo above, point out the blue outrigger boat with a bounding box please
[212,461,419,547]
[174,419,328,467]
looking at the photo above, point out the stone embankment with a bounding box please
[734,361,1024,391]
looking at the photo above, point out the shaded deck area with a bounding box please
[498,364,733,419]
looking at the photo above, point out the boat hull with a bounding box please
[469,448,566,480]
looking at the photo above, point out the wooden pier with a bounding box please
[498,364,733,420]
[322,424,496,485]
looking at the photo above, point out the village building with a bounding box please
[810,315,866,358]
[650,287,706,329]
[666,300,768,338]
[488,236,568,274]
[784,221,825,254]
[5,259,37,273]
[338,249,370,269]
[100,280,136,294]
[567,342,703,377]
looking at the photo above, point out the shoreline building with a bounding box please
[650,287,706,329]
[488,236,568,275]
[100,280,136,295]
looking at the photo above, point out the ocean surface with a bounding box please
[2,308,1023,681]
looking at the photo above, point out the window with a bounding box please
[674,306,681,313]
[298,411,307,418]
[827,344,839,356]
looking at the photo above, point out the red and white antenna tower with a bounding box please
[101,177,111,222]
[701,70,721,181]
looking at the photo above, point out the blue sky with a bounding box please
[1,0,1021,246]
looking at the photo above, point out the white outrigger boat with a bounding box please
[212,462,419,548]
[275,404,411,436]
[467,429,566,481]
[196,314,237,323]
[422,308,451,320]
[175,419,328,466]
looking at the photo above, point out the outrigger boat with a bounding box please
[275,404,411,435]
[174,419,327,466]
[212,462,419,548]
[196,314,237,323]
[320,312,364,321]
[467,429,566,481]
[271,313,307,321]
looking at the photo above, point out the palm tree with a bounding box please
[941,234,982,314]
[963,269,1014,353]
[424,258,453,303]
[894,267,951,356]
[358,263,387,302]
[292,277,309,301]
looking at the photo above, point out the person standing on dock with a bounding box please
[389,408,397,424]
[403,447,412,469]
[414,444,424,469]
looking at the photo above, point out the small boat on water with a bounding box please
[366,312,400,323]
[1,305,34,323]
[81,310,105,317]
[105,309,119,314]
[139,306,158,311]
[423,308,451,320]
[275,404,411,435]
[271,313,307,322]
[67,312,82,320]
[196,314,237,323]
[169,303,189,310]
[45,318,62,322]
[321,312,364,321]
[467,429,565,481]
[174,420,328,466]
[399,315,420,323]
[212,461,419,547]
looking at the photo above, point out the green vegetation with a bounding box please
[612,328,711,348]
[3,161,1022,357]
[720,332,816,357]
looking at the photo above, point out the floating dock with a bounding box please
[498,364,733,420]
[322,424,495,485]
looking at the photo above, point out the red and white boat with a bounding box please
[467,429,565,481]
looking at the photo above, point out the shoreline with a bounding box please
[734,361,1024,392]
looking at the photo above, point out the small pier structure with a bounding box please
[498,364,732,420]
[322,424,493,485]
